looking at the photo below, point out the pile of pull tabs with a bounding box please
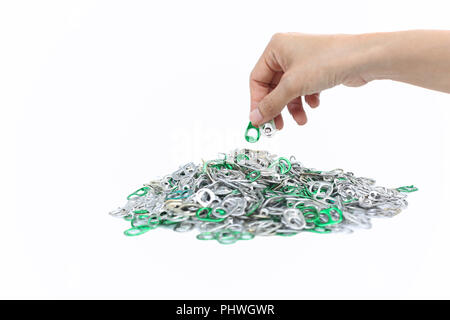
[109,139,418,244]
[110,120,418,244]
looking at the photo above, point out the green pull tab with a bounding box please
[244,121,260,143]
[396,185,418,193]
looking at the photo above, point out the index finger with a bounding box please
[249,48,283,112]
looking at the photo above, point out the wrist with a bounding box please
[351,32,398,83]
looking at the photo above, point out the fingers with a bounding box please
[287,97,307,125]
[250,85,321,128]
[305,93,320,108]
[249,48,283,113]
[250,74,299,126]
[249,73,282,113]
[286,93,321,126]
[274,114,284,130]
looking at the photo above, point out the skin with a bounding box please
[249,30,450,129]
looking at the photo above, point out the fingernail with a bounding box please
[250,108,263,125]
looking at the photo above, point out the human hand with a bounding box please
[249,32,376,128]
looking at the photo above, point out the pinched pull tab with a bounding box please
[244,121,260,143]
[396,185,419,193]
[261,119,276,138]
[245,120,277,143]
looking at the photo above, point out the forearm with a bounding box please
[358,30,450,93]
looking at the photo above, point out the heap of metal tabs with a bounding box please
[109,148,417,244]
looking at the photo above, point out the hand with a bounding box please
[249,32,376,128]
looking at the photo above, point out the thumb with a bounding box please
[250,75,299,126]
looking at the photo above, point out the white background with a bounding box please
[1,0,449,299]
